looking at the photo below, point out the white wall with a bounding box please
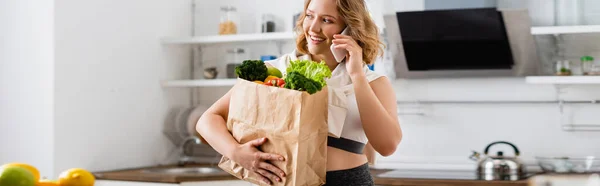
[192,0,600,171]
[384,0,425,13]
[425,0,497,10]
[0,0,55,178]
[498,0,600,26]
[53,0,192,177]
[376,78,600,170]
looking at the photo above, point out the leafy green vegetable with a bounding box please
[283,60,332,94]
[285,60,332,88]
[235,60,268,82]
[283,72,321,94]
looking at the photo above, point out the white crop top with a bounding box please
[265,50,383,144]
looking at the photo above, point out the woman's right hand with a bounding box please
[232,137,286,185]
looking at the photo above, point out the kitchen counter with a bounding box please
[373,176,529,186]
[93,164,238,183]
[371,169,531,186]
[95,165,533,185]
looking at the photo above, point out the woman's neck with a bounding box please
[310,52,339,72]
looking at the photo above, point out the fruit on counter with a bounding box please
[267,66,283,78]
[57,168,95,186]
[234,60,268,82]
[37,179,59,186]
[0,166,36,186]
[0,163,96,186]
[253,80,264,84]
[1,163,40,182]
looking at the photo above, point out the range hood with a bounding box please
[383,8,541,79]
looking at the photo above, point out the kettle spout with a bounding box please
[469,150,482,161]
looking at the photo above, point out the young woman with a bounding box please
[197,0,402,185]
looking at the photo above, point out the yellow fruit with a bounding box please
[264,75,279,83]
[253,80,263,84]
[58,168,95,186]
[267,66,283,78]
[0,166,36,186]
[37,179,59,186]
[1,163,40,182]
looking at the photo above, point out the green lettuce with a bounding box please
[285,60,332,87]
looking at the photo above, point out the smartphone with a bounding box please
[331,27,349,63]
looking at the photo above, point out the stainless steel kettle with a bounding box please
[469,141,526,181]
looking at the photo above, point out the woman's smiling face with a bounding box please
[302,0,346,56]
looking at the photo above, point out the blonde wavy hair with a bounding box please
[295,0,384,65]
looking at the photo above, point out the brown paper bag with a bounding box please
[218,78,329,186]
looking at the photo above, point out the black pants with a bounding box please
[324,163,374,186]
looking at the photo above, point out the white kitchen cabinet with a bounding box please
[96,180,178,186]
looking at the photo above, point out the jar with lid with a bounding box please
[225,48,248,64]
[219,6,239,35]
[581,56,595,75]
[261,14,276,33]
[226,48,249,78]
[555,60,572,76]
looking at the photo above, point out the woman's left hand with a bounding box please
[333,34,365,78]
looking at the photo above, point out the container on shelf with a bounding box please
[219,6,239,35]
[555,60,572,76]
[590,64,600,76]
[261,14,276,33]
[581,56,595,75]
[203,67,218,79]
[226,48,248,78]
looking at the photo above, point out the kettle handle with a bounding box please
[483,141,520,156]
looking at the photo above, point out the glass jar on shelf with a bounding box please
[581,56,595,75]
[219,6,238,35]
[590,64,600,76]
[555,60,572,76]
[261,14,276,33]
[226,48,249,78]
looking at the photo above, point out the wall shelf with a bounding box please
[161,32,295,44]
[531,25,600,35]
[525,76,600,84]
[161,79,237,87]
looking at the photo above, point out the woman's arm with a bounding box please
[196,88,239,158]
[332,34,402,157]
[352,75,402,157]
[196,88,286,185]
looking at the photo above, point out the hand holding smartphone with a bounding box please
[331,27,349,63]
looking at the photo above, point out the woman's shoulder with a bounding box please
[362,64,384,83]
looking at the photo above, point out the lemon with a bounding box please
[1,163,39,182]
[0,166,36,186]
[58,168,95,186]
[37,179,59,186]
[267,67,282,78]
